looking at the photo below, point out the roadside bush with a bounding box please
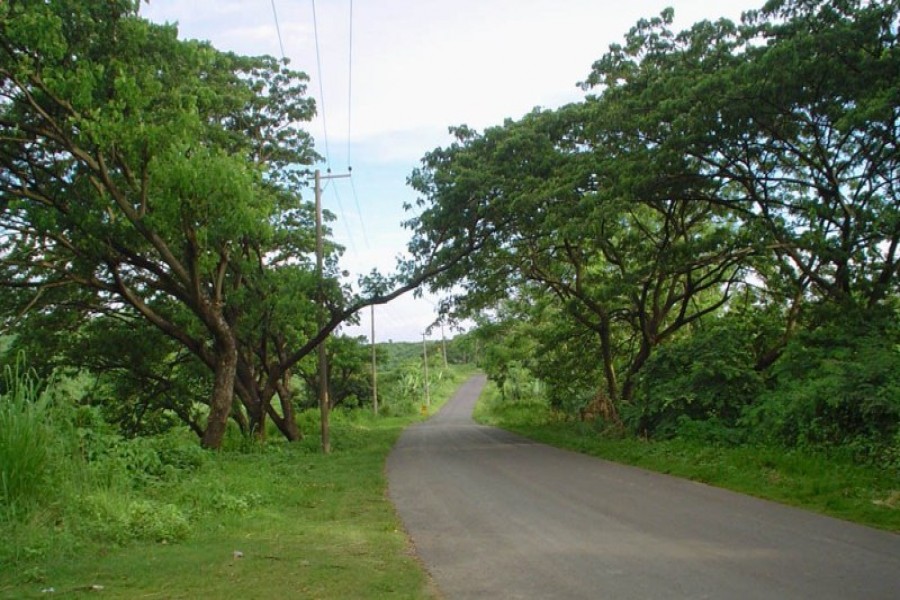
[500,361,545,402]
[531,327,604,420]
[149,429,207,473]
[630,314,764,440]
[376,360,444,416]
[743,305,900,465]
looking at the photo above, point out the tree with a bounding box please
[1,1,484,448]
[407,0,899,435]
[582,0,900,320]
[0,0,324,447]
[407,102,752,418]
[733,0,900,310]
[296,335,374,411]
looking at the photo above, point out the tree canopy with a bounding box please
[404,0,899,455]
[0,0,470,448]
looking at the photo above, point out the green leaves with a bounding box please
[0,0,335,446]
[148,144,271,249]
[410,0,898,457]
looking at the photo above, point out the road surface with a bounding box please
[387,374,900,599]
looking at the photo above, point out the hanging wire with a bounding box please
[330,184,358,254]
[344,0,371,248]
[349,176,370,248]
[311,0,332,167]
[347,0,354,169]
[270,0,287,61]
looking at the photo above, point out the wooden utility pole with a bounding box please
[371,304,378,415]
[315,169,330,454]
[313,168,350,454]
[422,333,430,409]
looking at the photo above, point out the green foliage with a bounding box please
[528,318,603,418]
[406,0,899,462]
[630,312,766,441]
[58,318,209,437]
[79,494,190,544]
[500,361,545,403]
[473,379,554,429]
[296,335,376,410]
[0,358,207,553]
[0,357,53,520]
[445,331,479,365]
[376,341,424,368]
[373,344,470,417]
[0,0,347,447]
[745,306,900,464]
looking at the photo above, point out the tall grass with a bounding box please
[0,357,53,520]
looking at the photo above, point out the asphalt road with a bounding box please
[387,374,900,599]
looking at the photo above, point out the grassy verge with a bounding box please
[474,383,900,532]
[0,365,474,599]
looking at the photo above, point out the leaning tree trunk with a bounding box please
[202,332,238,449]
[273,373,301,441]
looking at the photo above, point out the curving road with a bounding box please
[387,374,900,599]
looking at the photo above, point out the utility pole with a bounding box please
[371,304,378,415]
[314,168,350,454]
[422,333,430,409]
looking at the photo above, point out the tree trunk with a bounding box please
[598,317,619,403]
[274,376,301,441]
[230,403,249,435]
[247,398,267,441]
[248,410,266,441]
[201,333,238,449]
[622,337,653,404]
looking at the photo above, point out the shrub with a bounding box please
[630,314,764,439]
[744,305,900,464]
[500,361,544,402]
[0,357,54,519]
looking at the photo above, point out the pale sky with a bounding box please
[141,0,754,342]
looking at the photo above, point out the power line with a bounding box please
[347,0,354,169]
[349,176,370,248]
[344,1,369,249]
[311,0,331,167]
[270,0,287,61]
[305,1,371,292]
[330,183,357,254]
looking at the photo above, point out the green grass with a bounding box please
[0,359,53,520]
[474,383,900,532]
[0,365,475,599]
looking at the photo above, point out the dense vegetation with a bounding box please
[407,0,899,471]
[0,4,483,584]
